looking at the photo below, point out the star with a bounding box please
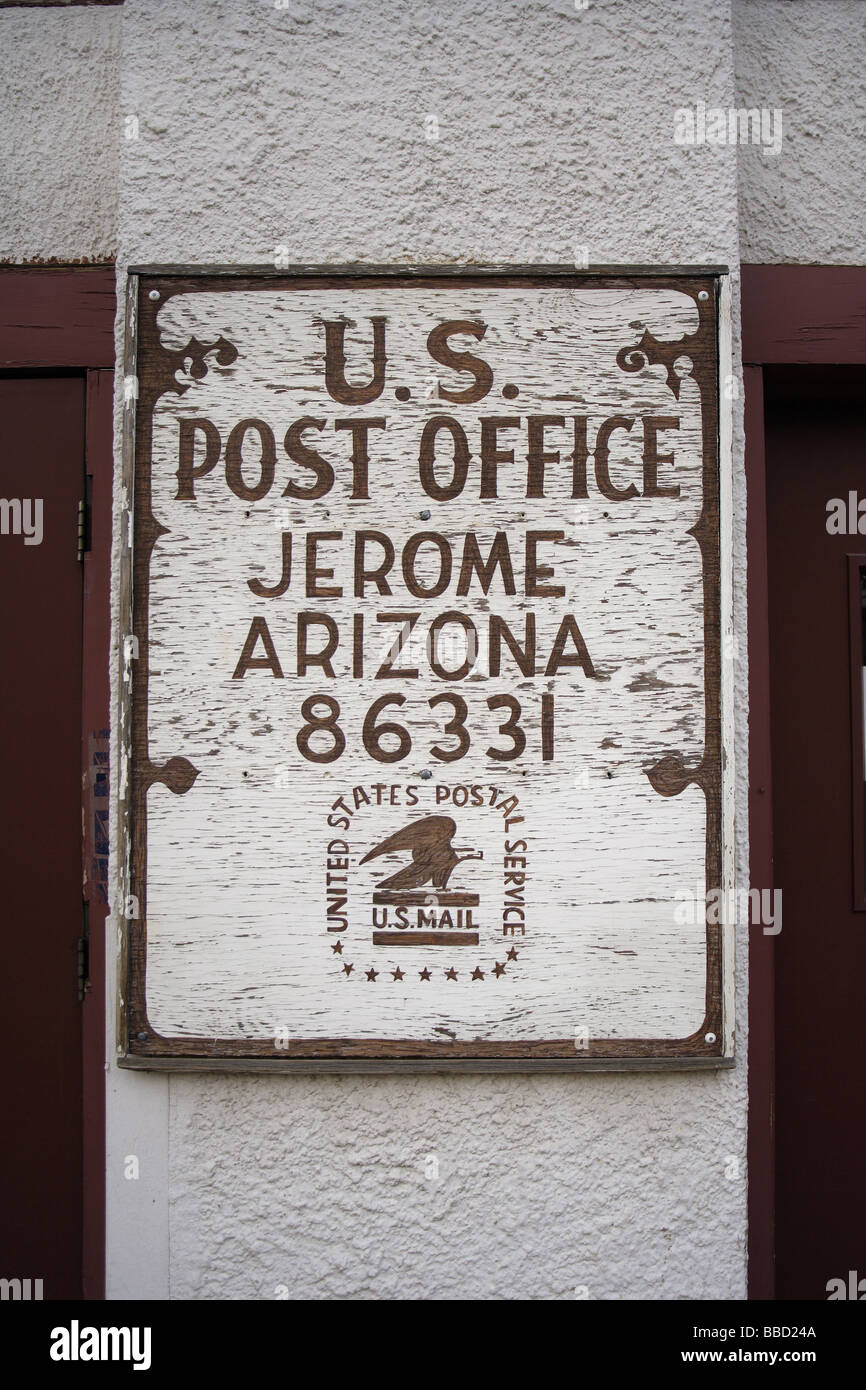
[419,968,432,981]
[471,966,484,980]
[493,961,507,977]
[506,947,519,961]
[445,967,458,981]
[331,940,343,954]
[366,968,378,981]
[343,962,354,976]
[391,967,405,981]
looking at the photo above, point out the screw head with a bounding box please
[136,1031,148,1041]
[148,289,160,301]
[698,290,709,301]
[704,1031,716,1044]
[420,769,432,780]
[420,510,431,520]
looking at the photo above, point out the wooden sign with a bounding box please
[121,268,733,1070]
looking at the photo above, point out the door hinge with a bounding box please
[77,479,92,561]
[77,901,91,1002]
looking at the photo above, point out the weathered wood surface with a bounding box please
[127,272,726,1063]
[0,267,116,368]
[741,264,866,363]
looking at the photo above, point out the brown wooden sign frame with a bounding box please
[119,265,733,1072]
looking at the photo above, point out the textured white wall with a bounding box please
[0,6,120,262]
[3,3,863,270]
[168,1068,743,1300]
[734,0,866,265]
[106,0,749,1302]
[117,0,739,269]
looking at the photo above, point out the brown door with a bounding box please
[766,366,866,1299]
[0,377,85,1298]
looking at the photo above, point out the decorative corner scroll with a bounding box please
[163,334,239,395]
[646,752,705,798]
[616,329,696,399]
[141,330,239,405]
[144,755,200,796]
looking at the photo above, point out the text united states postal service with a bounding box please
[125,272,729,1066]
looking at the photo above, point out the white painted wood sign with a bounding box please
[122,268,733,1070]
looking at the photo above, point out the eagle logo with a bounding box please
[360,815,482,893]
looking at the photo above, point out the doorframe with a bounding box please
[742,263,866,1301]
[0,266,115,1299]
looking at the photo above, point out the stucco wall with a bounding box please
[0,6,120,262]
[734,0,866,265]
[105,0,748,1301]
[3,2,863,272]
